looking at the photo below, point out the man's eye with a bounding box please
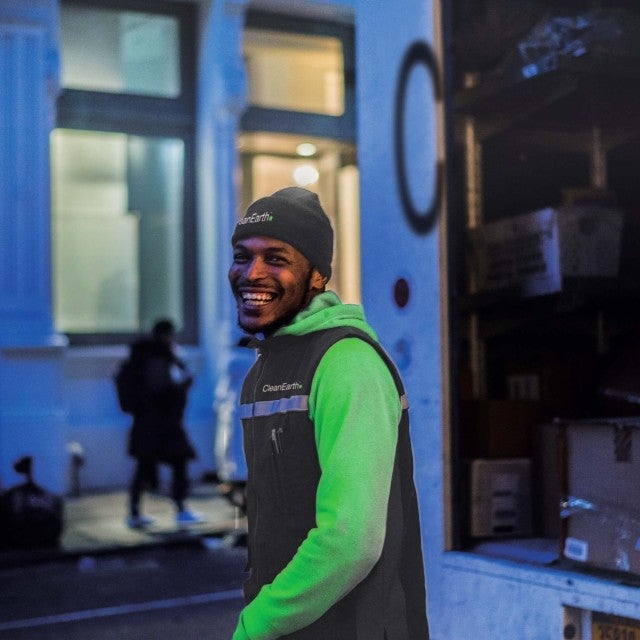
[233,254,249,263]
[266,256,286,265]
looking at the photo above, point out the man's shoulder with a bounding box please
[318,330,382,362]
[314,329,403,391]
[310,326,379,351]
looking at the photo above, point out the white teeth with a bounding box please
[242,292,274,303]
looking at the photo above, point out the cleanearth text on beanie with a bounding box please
[231,187,334,279]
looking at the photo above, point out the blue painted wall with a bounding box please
[355,0,444,631]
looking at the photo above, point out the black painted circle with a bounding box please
[394,40,441,235]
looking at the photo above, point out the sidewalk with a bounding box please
[0,482,246,569]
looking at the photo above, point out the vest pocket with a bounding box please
[265,420,321,517]
[270,427,289,511]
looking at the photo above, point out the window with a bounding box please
[244,29,345,116]
[241,10,355,142]
[59,4,180,97]
[52,0,196,343]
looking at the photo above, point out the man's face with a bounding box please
[229,236,326,336]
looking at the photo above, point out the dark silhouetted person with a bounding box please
[115,319,204,528]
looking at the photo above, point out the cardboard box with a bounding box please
[459,399,542,459]
[561,418,640,575]
[563,502,640,575]
[468,206,624,296]
[470,458,532,538]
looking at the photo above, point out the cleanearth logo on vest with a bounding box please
[263,381,303,393]
[237,211,273,225]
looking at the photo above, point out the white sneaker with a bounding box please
[127,514,156,529]
[176,510,205,526]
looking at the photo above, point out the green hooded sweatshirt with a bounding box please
[232,291,402,640]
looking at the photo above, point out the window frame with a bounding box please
[54,0,198,345]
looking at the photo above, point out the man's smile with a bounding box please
[239,289,277,308]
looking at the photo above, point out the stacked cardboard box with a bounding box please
[468,206,624,297]
[561,418,640,575]
[470,458,532,538]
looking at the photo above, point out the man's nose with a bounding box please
[245,257,267,280]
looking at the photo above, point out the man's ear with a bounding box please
[310,268,328,291]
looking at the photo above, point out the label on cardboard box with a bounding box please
[564,536,589,562]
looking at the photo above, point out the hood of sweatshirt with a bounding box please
[273,291,378,341]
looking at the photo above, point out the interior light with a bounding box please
[296,142,317,157]
[293,165,319,186]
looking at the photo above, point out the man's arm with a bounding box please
[232,338,400,640]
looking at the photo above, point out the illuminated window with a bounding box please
[244,29,344,116]
[51,130,184,333]
[241,10,355,142]
[53,0,196,343]
[59,5,180,97]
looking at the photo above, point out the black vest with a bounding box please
[239,327,429,640]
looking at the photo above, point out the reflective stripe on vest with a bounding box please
[239,394,309,419]
[239,393,409,419]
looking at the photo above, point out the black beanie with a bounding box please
[231,187,334,279]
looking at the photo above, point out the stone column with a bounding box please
[0,0,67,493]
[0,0,61,345]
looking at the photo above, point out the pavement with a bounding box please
[0,481,247,569]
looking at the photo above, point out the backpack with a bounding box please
[114,357,142,413]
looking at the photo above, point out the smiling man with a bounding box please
[228,187,429,640]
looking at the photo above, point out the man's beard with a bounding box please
[237,305,299,337]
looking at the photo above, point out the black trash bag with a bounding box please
[0,456,64,550]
